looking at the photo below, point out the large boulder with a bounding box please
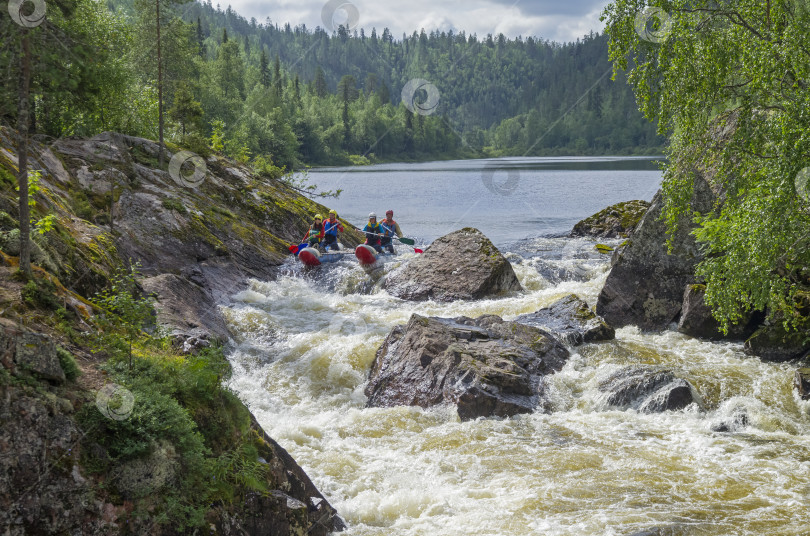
[598,367,700,413]
[596,177,717,330]
[384,228,522,302]
[515,294,615,346]
[677,284,760,340]
[365,314,569,420]
[570,200,651,239]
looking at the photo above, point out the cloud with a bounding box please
[226,0,607,43]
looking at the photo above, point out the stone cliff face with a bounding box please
[0,129,353,534]
[0,129,360,347]
[595,178,716,331]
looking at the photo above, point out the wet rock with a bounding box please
[384,228,522,302]
[599,367,700,413]
[365,314,569,420]
[515,294,615,346]
[570,199,651,238]
[678,284,761,340]
[710,409,750,433]
[794,368,810,400]
[596,176,718,330]
[744,322,810,362]
[245,414,346,535]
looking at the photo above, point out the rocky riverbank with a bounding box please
[0,129,356,535]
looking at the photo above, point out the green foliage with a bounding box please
[209,119,226,153]
[0,211,18,232]
[89,264,155,365]
[56,347,81,382]
[602,1,810,332]
[78,340,268,531]
[21,277,61,310]
[251,155,285,180]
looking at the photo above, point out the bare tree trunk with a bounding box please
[157,0,164,168]
[17,33,32,277]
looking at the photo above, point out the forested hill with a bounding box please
[2,0,664,171]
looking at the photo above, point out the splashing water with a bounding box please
[223,237,810,536]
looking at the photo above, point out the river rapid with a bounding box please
[222,159,810,536]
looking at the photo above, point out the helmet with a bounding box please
[329,209,336,215]
[314,213,323,219]
[369,212,377,219]
[386,210,393,216]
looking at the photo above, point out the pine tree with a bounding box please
[259,49,270,87]
[196,17,205,57]
[313,66,328,98]
[169,82,203,136]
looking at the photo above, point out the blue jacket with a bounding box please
[363,222,382,244]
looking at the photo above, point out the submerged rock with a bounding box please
[515,294,615,346]
[570,199,651,239]
[598,367,700,413]
[710,409,750,433]
[365,314,569,420]
[383,228,522,302]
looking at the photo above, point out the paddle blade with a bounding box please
[414,248,424,254]
[397,237,415,245]
[291,243,307,256]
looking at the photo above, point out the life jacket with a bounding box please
[306,222,322,240]
[324,219,342,236]
[380,219,398,237]
[364,222,382,243]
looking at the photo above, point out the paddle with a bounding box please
[289,243,308,255]
[353,225,423,253]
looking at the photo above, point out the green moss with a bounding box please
[211,205,235,219]
[595,244,614,254]
[56,346,81,381]
[161,198,187,214]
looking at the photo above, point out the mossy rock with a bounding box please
[571,200,652,239]
[745,322,809,362]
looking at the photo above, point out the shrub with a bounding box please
[56,347,81,381]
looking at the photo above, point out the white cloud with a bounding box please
[227,0,608,42]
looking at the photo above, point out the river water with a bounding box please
[223,158,810,535]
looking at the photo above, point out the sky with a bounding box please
[226,0,609,44]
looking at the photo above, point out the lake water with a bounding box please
[222,157,810,536]
[303,156,664,246]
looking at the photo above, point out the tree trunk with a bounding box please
[157,0,164,167]
[17,33,32,277]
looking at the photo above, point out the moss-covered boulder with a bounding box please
[383,228,522,302]
[570,200,651,239]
